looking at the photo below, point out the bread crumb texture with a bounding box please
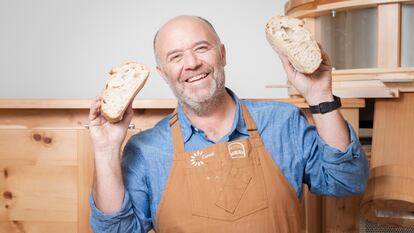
[266,16,322,74]
[101,62,149,122]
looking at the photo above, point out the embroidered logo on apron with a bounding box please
[190,150,215,167]
[228,142,246,159]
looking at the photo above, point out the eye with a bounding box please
[194,45,209,53]
[168,53,183,63]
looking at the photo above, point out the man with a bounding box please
[88,15,368,233]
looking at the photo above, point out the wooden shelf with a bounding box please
[0,98,365,109]
[0,99,178,109]
[285,0,413,18]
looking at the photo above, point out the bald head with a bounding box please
[153,15,221,64]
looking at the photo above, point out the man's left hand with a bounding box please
[279,46,334,105]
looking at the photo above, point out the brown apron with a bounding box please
[156,104,302,233]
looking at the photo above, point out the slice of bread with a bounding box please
[265,16,322,74]
[101,61,149,123]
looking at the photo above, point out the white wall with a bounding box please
[0,0,288,99]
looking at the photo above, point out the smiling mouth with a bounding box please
[186,73,209,83]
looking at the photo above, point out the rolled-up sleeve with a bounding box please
[295,110,369,197]
[89,191,136,232]
[89,138,152,233]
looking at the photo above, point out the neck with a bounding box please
[182,91,236,142]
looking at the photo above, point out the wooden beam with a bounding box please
[377,3,402,67]
[0,99,178,109]
[287,0,412,18]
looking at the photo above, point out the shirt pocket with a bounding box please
[185,157,268,221]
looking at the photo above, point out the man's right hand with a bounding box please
[88,96,134,155]
[88,96,134,213]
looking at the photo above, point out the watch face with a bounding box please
[319,103,331,113]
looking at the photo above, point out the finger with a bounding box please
[315,51,332,73]
[317,43,332,67]
[89,96,102,121]
[120,102,134,127]
[321,51,332,68]
[278,54,296,78]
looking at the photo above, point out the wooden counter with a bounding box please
[0,98,364,233]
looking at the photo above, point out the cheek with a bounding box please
[165,66,183,83]
[174,67,183,78]
[206,54,225,67]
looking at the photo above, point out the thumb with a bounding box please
[120,102,134,128]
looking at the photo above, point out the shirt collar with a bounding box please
[176,88,249,144]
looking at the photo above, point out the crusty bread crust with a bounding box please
[101,61,149,123]
[265,16,322,74]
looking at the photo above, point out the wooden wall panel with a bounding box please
[0,130,77,166]
[0,222,77,233]
[300,187,322,233]
[0,166,77,221]
[77,130,94,233]
[323,195,363,233]
[0,109,172,130]
[372,93,414,167]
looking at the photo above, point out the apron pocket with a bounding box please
[186,161,268,221]
[215,167,252,214]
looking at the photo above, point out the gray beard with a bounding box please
[169,68,226,116]
[181,84,225,116]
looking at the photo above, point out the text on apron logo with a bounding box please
[228,142,246,159]
[190,151,215,167]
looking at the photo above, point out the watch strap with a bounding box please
[309,95,342,114]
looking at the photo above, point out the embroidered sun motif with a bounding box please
[190,150,205,167]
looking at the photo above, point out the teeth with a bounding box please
[187,73,207,82]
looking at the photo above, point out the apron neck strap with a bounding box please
[240,103,260,139]
[169,110,186,156]
[169,102,261,157]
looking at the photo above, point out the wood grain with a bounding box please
[361,93,414,227]
[77,130,94,233]
[0,99,178,109]
[0,101,365,233]
[0,129,77,166]
[0,109,172,130]
[371,93,414,167]
[0,166,78,222]
[300,186,322,233]
[377,3,401,68]
[0,222,77,233]
[286,0,412,18]
[323,195,363,233]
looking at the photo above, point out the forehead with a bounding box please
[156,18,218,55]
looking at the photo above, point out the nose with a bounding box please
[183,51,202,70]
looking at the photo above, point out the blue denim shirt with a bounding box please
[89,90,368,233]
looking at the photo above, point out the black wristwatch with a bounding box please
[309,95,342,114]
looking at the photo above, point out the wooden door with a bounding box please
[0,129,78,232]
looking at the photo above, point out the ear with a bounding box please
[219,44,227,66]
[156,65,168,83]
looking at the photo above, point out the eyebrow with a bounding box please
[165,40,213,59]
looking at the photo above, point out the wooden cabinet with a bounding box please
[284,0,414,232]
[0,99,363,233]
[0,129,78,232]
[0,103,168,233]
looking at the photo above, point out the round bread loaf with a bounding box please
[101,61,149,123]
[265,16,322,74]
